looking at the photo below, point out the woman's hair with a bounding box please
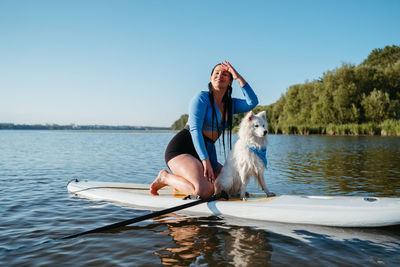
[208,64,233,155]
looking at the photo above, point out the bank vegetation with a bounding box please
[172,45,400,136]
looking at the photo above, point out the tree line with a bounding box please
[0,123,170,131]
[172,45,400,136]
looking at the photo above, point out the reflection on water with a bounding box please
[267,135,400,196]
[139,213,400,266]
[152,214,272,266]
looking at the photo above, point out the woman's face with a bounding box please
[210,65,232,90]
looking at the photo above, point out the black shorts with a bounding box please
[165,126,218,170]
[165,128,200,165]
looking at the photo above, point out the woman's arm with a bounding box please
[233,83,259,114]
[221,61,259,113]
[188,92,209,161]
[188,92,216,182]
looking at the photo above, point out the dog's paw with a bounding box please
[266,192,276,197]
[240,197,248,201]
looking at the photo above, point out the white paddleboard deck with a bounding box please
[67,180,400,227]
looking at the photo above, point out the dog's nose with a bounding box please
[264,130,268,136]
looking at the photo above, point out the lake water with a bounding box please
[1,130,400,266]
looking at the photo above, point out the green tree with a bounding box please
[171,114,188,130]
[361,89,391,123]
[362,45,400,68]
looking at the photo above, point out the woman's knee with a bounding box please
[168,154,214,198]
[193,179,214,198]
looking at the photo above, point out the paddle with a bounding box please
[1,191,228,253]
[62,191,228,239]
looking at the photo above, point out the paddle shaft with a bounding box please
[63,192,225,239]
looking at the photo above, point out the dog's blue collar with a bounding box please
[248,145,268,168]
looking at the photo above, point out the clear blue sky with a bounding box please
[1,0,399,127]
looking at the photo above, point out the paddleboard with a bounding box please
[67,179,400,227]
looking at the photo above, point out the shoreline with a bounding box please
[267,121,400,136]
[0,123,171,132]
[1,128,398,137]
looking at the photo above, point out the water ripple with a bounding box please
[1,131,400,266]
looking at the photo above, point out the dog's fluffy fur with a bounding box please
[215,110,275,200]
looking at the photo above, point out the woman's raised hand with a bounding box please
[221,61,240,80]
[221,61,247,87]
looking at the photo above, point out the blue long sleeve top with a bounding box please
[187,83,259,161]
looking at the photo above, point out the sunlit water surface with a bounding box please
[1,131,399,266]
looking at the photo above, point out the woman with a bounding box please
[150,61,259,198]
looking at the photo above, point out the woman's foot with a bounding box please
[150,170,169,195]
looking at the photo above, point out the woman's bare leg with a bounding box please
[150,169,195,196]
[150,154,214,198]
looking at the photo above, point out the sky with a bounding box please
[1,0,399,127]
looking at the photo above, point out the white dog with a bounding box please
[215,110,275,200]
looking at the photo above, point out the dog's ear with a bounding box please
[246,111,254,121]
[256,111,267,121]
